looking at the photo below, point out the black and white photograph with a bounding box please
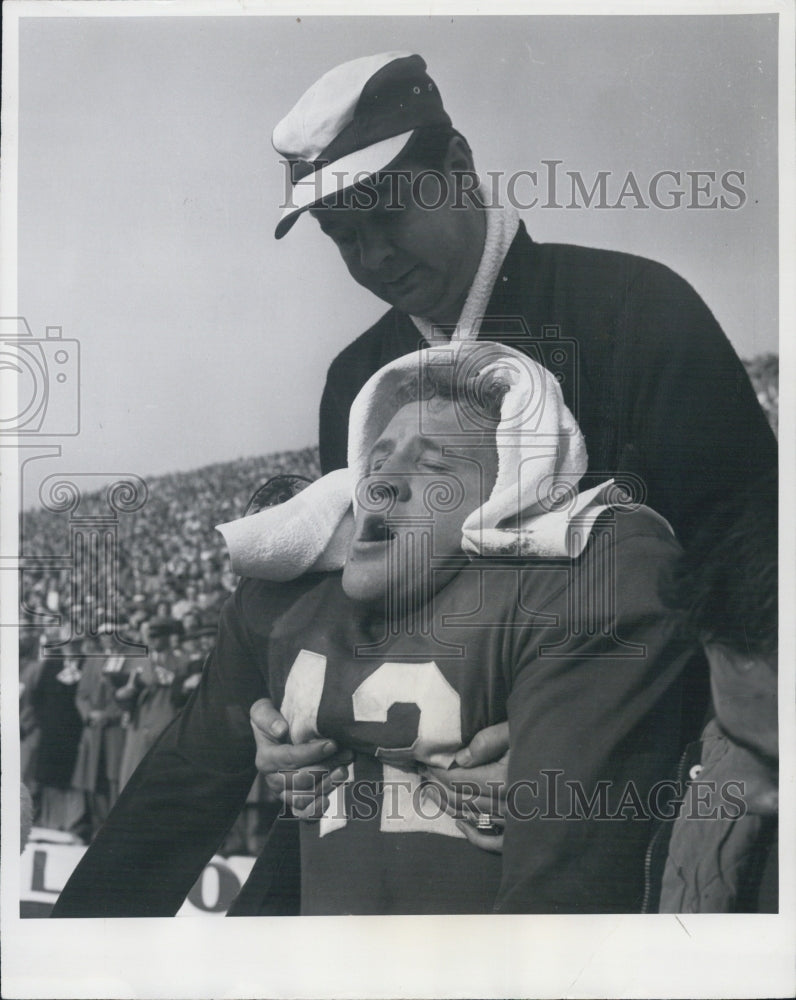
[1,2,793,998]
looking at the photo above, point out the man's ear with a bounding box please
[443,135,476,174]
[443,136,481,202]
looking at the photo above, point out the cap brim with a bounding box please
[274,129,416,239]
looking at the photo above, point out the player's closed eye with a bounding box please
[368,453,390,472]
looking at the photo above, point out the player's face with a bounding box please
[310,159,482,325]
[342,399,498,607]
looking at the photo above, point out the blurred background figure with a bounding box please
[171,625,216,709]
[151,600,181,636]
[70,624,127,840]
[171,582,200,623]
[659,468,778,913]
[117,619,185,791]
[21,783,34,853]
[19,632,44,797]
[31,636,86,839]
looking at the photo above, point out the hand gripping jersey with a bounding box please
[264,508,695,914]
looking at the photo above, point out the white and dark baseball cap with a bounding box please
[272,52,452,238]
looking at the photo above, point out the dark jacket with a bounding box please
[658,720,778,913]
[319,224,776,547]
[32,657,84,790]
[71,657,125,794]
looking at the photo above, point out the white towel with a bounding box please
[218,469,355,582]
[409,185,520,344]
[217,342,670,580]
[348,341,586,514]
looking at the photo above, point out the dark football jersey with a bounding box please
[264,508,695,914]
[267,565,522,914]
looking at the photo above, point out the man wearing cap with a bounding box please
[273,52,775,544]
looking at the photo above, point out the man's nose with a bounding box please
[379,473,412,504]
[373,465,412,504]
[357,222,393,271]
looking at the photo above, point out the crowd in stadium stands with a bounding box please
[18,447,320,854]
[18,355,778,855]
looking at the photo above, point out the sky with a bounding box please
[11,11,779,498]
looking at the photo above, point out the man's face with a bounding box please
[310,156,483,324]
[341,398,497,607]
[183,637,200,657]
[707,644,778,760]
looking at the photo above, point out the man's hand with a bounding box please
[421,721,510,854]
[249,698,352,821]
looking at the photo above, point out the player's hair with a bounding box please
[665,467,778,657]
[394,347,508,427]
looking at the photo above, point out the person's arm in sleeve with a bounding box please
[114,663,144,706]
[30,662,49,718]
[74,669,93,724]
[496,512,698,913]
[623,263,777,546]
[102,676,124,723]
[50,580,274,917]
[319,365,351,475]
[75,667,110,728]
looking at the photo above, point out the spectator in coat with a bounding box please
[117,621,185,791]
[71,626,127,838]
[31,637,86,838]
[659,469,778,912]
[19,631,44,795]
[170,625,211,710]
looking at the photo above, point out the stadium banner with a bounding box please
[20,835,255,918]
